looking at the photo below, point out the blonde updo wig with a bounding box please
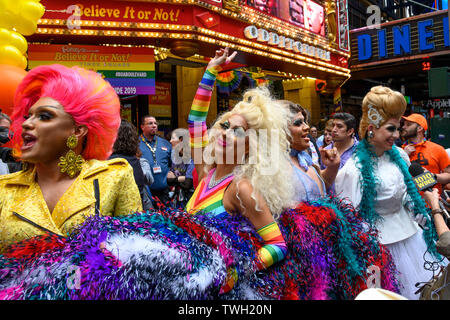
[359,85,406,138]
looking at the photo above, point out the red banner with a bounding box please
[40,0,194,24]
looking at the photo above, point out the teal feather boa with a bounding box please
[312,198,366,279]
[355,139,441,260]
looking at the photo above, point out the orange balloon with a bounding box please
[0,64,27,116]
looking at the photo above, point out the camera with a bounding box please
[0,126,12,144]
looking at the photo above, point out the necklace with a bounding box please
[208,169,233,189]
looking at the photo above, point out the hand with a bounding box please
[414,213,429,230]
[167,171,176,179]
[206,47,237,69]
[445,195,450,206]
[320,147,340,168]
[404,144,416,156]
[423,188,440,209]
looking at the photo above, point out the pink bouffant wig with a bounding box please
[11,64,121,160]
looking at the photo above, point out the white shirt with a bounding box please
[0,159,8,175]
[335,147,419,245]
[309,141,320,166]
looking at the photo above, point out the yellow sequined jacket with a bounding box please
[0,158,142,251]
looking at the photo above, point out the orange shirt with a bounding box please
[403,140,450,192]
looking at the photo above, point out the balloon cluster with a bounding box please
[0,0,45,69]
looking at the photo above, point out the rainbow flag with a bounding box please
[28,44,155,95]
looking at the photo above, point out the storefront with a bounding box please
[344,8,450,140]
[26,0,351,133]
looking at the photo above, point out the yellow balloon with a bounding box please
[14,19,36,36]
[0,29,28,55]
[10,31,28,54]
[5,0,21,15]
[0,28,11,45]
[0,11,15,30]
[0,0,9,11]
[0,45,24,67]
[20,1,45,22]
[19,54,27,69]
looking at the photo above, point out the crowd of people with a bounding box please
[0,47,448,300]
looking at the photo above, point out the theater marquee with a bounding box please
[27,0,350,88]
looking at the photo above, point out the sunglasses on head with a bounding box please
[219,121,246,138]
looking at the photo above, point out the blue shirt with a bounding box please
[139,135,172,190]
[316,135,325,149]
[323,137,359,170]
[321,137,359,195]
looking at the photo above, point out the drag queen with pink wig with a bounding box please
[0,64,142,250]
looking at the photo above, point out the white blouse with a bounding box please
[335,147,419,245]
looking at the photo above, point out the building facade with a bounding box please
[25,0,351,134]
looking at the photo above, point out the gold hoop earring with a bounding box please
[58,134,84,178]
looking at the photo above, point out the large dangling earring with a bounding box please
[368,130,374,139]
[58,134,84,178]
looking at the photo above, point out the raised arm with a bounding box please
[188,48,237,182]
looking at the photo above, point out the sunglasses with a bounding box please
[292,118,307,127]
[219,121,246,138]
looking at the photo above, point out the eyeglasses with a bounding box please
[219,121,246,138]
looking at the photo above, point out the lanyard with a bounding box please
[141,135,158,164]
[402,139,426,148]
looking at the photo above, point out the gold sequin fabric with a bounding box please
[0,158,142,251]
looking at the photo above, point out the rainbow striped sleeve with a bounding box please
[255,221,287,270]
[188,66,221,148]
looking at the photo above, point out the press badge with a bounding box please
[153,166,162,174]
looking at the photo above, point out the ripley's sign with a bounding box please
[244,25,331,61]
[351,10,449,65]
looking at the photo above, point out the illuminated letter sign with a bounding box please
[418,19,435,51]
[243,25,331,61]
[393,24,411,56]
[357,34,372,61]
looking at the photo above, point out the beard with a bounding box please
[401,126,418,140]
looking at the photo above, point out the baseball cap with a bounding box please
[402,113,428,131]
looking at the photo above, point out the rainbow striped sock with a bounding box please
[256,221,287,270]
[188,66,221,148]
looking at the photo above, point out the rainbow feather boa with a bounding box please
[0,197,399,300]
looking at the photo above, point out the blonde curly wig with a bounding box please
[203,86,296,219]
